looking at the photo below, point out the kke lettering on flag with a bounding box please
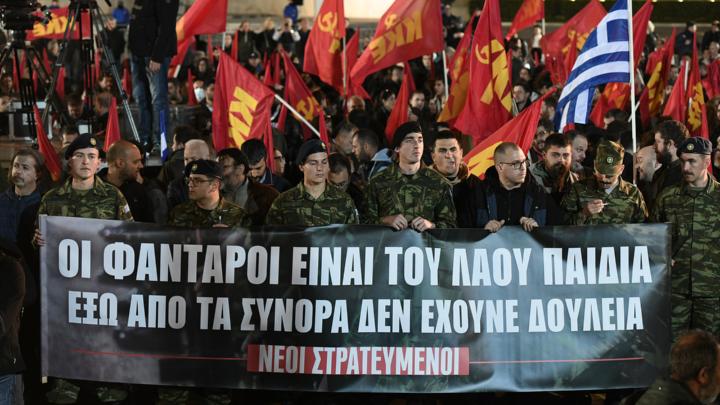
[464,89,556,178]
[303,0,345,90]
[350,0,443,83]
[27,7,91,40]
[506,0,544,40]
[213,53,275,150]
[453,0,512,143]
[541,0,606,85]
[556,0,632,131]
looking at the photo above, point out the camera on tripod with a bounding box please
[0,0,51,31]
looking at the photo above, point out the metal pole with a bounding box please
[274,94,320,137]
[627,0,637,157]
[442,50,449,101]
[541,18,545,35]
[342,34,348,98]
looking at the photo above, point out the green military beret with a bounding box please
[184,159,222,179]
[594,139,625,176]
[295,139,327,166]
[677,137,712,156]
[64,134,102,159]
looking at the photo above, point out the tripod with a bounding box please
[42,0,140,143]
[0,30,71,139]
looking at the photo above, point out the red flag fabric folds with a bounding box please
[506,0,544,40]
[103,97,121,152]
[33,105,62,182]
[303,0,346,90]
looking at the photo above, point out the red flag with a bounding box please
[541,0,606,85]
[27,7,91,40]
[280,52,324,141]
[169,37,196,76]
[686,33,708,138]
[187,69,198,106]
[95,50,102,81]
[103,97,121,152]
[350,0,443,83]
[121,61,132,102]
[56,66,66,100]
[263,52,282,88]
[453,0,512,143]
[589,0,654,127]
[663,60,688,123]
[176,0,228,43]
[212,52,275,150]
[438,12,478,123]
[264,120,276,173]
[464,89,556,178]
[704,60,720,100]
[12,55,20,93]
[506,0,544,40]
[342,31,370,99]
[42,48,50,73]
[385,63,415,143]
[318,112,330,148]
[207,35,215,66]
[303,0,346,90]
[639,28,676,126]
[563,33,579,87]
[231,31,239,61]
[33,105,62,182]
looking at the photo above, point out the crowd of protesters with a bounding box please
[1,1,720,403]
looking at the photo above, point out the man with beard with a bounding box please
[0,149,43,243]
[217,148,278,226]
[102,140,154,222]
[530,133,578,206]
[266,140,358,226]
[569,131,592,179]
[562,140,647,225]
[636,330,720,405]
[652,137,720,338]
[352,128,392,181]
[474,142,550,233]
[649,120,689,208]
[430,130,484,228]
[364,122,456,231]
[241,139,290,192]
[635,145,661,204]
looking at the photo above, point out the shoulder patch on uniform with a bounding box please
[123,204,131,214]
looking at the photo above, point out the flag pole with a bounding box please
[274,94,321,137]
[541,18,545,35]
[627,0,637,157]
[442,50,449,101]
[342,34,348,99]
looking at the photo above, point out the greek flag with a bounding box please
[555,0,631,130]
[159,110,170,161]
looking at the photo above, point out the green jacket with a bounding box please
[168,197,251,228]
[561,177,648,225]
[38,176,133,220]
[634,377,702,405]
[266,182,359,226]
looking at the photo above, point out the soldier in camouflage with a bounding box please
[562,140,648,225]
[34,134,132,404]
[363,122,457,230]
[266,139,358,226]
[168,159,251,228]
[651,137,720,339]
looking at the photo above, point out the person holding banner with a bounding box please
[363,122,456,231]
[562,140,648,225]
[266,139,358,226]
[168,160,251,228]
[651,137,720,339]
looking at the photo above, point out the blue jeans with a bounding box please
[130,55,170,147]
[0,374,21,405]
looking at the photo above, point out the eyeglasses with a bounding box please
[498,159,528,171]
[185,177,216,185]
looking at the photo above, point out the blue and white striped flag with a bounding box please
[159,110,170,161]
[555,0,631,131]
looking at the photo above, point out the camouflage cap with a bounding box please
[677,137,712,157]
[295,139,327,166]
[184,159,222,179]
[64,134,102,159]
[594,139,625,176]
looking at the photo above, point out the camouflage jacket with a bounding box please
[651,175,720,297]
[363,163,457,228]
[38,176,133,220]
[168,198,251,228]
[266,182,359,226]
[561,177,648,225]
[530,161,580,194]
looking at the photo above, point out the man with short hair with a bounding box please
[241,139,290,192]
[530,132,578,205]
[562,140,647,225]
[332,121,357,156]
[512,82,532,112]
[103,140,154,222]
[649,120,690,207]
[476,142,550,232]
[168,160,250,228]
[636,330,720,404]
[0,149,43,243]
[327,153,365,216]
[157,125,202,188]
[266,140,358,226]
[409,90,426,111]
[217,148,278,226]
[363,122,456,231]
[352,128,391,181]
[652,137,720,337]
[166,139,212,210]
[568,131,591,177]
[430,130,484,227]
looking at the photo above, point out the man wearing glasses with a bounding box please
[364,122,456,231]
[168,160,250,228]
[266,139,358,226]
[561,140,647,225]
[476,142,550,233]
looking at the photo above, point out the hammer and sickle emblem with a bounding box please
[296,98,315,121]
[318,12,337,33]
[474,39,505,64]
[384,13,398,29]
